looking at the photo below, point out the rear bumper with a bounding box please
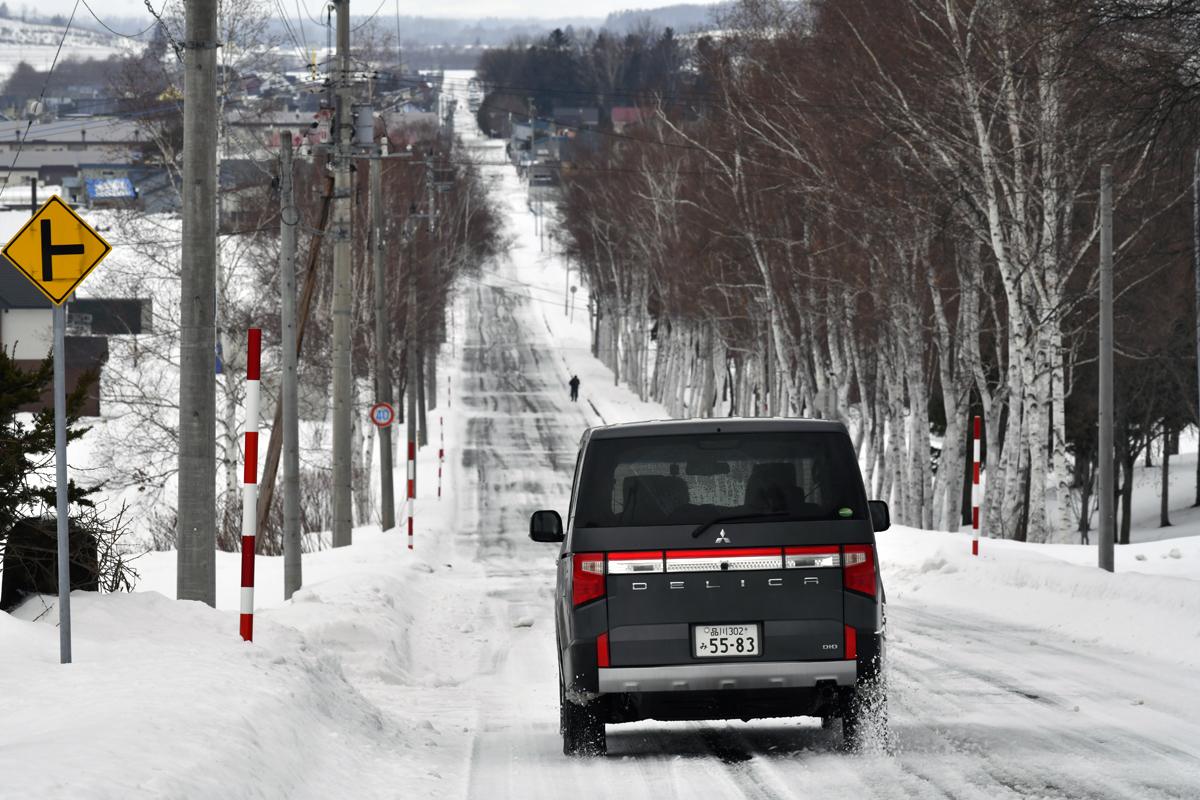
[597,659,856,693]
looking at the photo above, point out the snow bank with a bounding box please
[0,589,399,798]
[881,528,1200,667]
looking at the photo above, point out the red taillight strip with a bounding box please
[844,625,857,660]
[597,632,610,667]
[665,547,782,572]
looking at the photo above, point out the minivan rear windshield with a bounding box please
[574,432,867,528]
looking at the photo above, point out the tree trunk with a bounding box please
[1076,453,1094,544]
[426,349,438,412]
[1049,323,1073,540]
[1024,330,1050,542]
[1161,428,1172,528]
[1120,454,1134,545]
[418,348,428,448]
[218,329,241,552]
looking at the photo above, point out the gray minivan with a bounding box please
[530,419,889,756]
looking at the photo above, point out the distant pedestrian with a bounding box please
[569,375,580,402]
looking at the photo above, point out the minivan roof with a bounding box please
[587,417,848,439]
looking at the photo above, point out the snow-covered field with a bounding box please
[2,76,1200,798]
[0,17,134,83]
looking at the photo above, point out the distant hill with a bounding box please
[604,3,730,33]
[0,15,133,84]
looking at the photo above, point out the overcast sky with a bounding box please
[30,0,710,26]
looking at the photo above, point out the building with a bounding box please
[611,106,653,133]
[0,117,142,186]
[1,258,151,418]
[551,106,600,131]
[0,257,106,416]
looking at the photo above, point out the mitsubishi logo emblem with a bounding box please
[715,529,731,544]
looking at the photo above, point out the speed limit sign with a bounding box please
[369,402,395,428]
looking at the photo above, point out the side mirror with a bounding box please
[868,500,890,532]
[529,509,564,543]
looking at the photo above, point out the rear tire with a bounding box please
[560,680,606,756]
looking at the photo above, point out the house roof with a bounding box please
[0,256,52,309]
[611,106,652,125]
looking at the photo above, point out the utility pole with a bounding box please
[331,0,354,548]
[406,216,421,485]
[371,153,395,531]
[1099,164,1115,572]
[405,212,418,545]
[178,0,219,604]
[279,133,302,598]
[419,152,434,449]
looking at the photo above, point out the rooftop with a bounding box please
[587,417,848,439]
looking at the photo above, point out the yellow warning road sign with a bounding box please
[2,195,112,305]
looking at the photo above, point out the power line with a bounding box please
[350,0,388,32]
[393,0,402,68]
[142,0,183,60]
[298,0,326,27]
[294,0,313,55]
[2,0,83,192]
[273,0,312,65]
[78,0,165,38]
[437,74,945,116]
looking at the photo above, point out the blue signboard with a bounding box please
[85,178,136,200]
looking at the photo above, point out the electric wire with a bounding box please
[273,0,312,65]
[141,0,183,60]
[78,0,164,38]
[294,0,312,56]
[350,0,388,32]
[393,0,402,68]
[298,0,326,27]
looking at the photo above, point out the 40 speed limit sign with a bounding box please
[369,402,395,428]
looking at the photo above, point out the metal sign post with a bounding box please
[53,303,71,663]
[2,195,113,664]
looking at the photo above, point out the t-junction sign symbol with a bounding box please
[2,195,112,305]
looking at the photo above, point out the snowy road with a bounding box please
[398,87,1200,799]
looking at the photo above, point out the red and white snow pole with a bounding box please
[971,414,982,556]
[240,328,262,641]
[406,437,415,550]
[437,416,444,500]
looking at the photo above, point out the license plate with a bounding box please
[693,623,761,658]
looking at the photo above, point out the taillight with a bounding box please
[571,553,605,606]
[844,625,857,660]
[596,631,610,667]
[843,544,876,597]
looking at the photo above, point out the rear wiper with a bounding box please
[691,511,790,539]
